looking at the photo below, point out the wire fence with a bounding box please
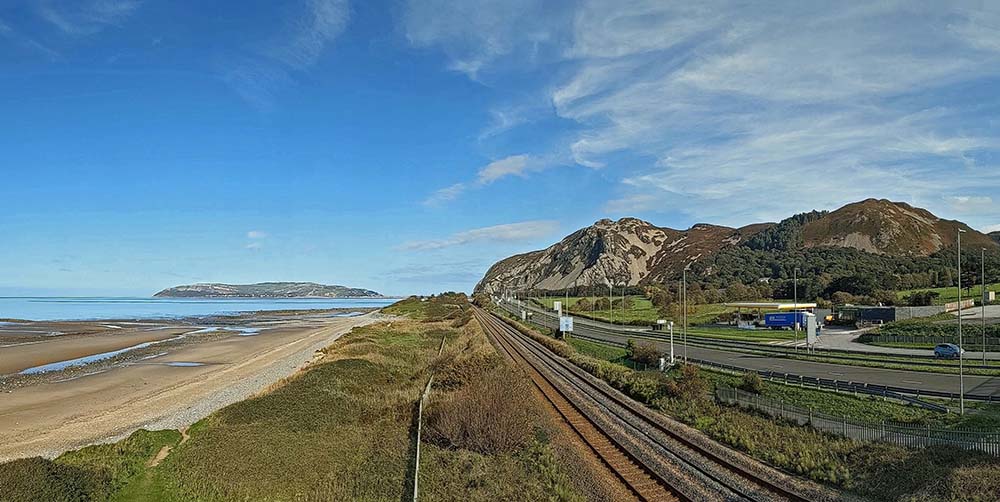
[716,385,1000,456]
[410,335,447,502]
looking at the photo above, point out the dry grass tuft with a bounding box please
[425,365,537,455]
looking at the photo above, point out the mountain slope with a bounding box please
[800,199,994,255]
[475,199,999,294]
[154,282,381,298]
[475,218,771,293]
[991,231,1000,245]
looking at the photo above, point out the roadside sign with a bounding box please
[806,313,817,348]
[559,316,573,333]
[554,301,562,316]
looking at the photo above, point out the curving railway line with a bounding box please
[473,306,845,502]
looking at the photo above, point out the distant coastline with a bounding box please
[154,282,384,299]
[0,296,398,322]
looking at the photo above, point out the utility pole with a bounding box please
[607,282,613,325]
[984,248,988,365]
[683,267,688,363]
[958,229,966,415]
[669,321,675,364]
[621,284,626,325]
[794,267,799,352]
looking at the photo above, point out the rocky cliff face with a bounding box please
[475,199,999,294]
[154,282,381,298]
[475,218,771,294]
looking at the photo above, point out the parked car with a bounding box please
[934,343,965,359]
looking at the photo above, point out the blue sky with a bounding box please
[1,1,999,296]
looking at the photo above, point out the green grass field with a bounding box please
[896,282,1000,305]
[534,295,731,326]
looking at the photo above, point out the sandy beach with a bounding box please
[0,325,190,375]
[0,311,382,461]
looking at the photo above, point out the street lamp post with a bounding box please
[607,282,613,325]
[793,267,799,351]
[683,268,688,363]
[983,248,988,366]
[621,285,626,325]
[958,229,966,415]
[669,321,675,364]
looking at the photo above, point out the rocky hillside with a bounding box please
[475,199,999,294]
[154,282,381,298]
[799,199,994,255]
[476,218,770,293]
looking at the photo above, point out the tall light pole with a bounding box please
[607,281,613,325]
[565,281,570,314]
[793,267,799,351]
[958,229,966,415]
[669,321,675,364]
[983,248,988,365]
[683,267,688,362]
[621,284,626,325]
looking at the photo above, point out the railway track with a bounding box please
[474,307,836,502]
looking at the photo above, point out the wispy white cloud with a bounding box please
[224,0,350,109]
[0,16,60,59]
[946,196,996,214]
[604,193,661,214]
[38,0,142,36]
[245,230,268,250]
[423,154,539,206]
[403,0,561,79]
[477,154,531,184]
[478,107,529,141]
[423,182,467,206]
[984,224,1000,234]
[400,220,559,251]
[267,0,350,69]
[380,260,485,285]
[406,0,1000,227]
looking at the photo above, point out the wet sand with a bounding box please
[0,312,382,461]
[0,325,189,375]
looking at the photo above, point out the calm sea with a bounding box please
[0,297,398,321]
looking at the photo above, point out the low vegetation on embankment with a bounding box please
[0,293,609,501]
[495,307,1000,501]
